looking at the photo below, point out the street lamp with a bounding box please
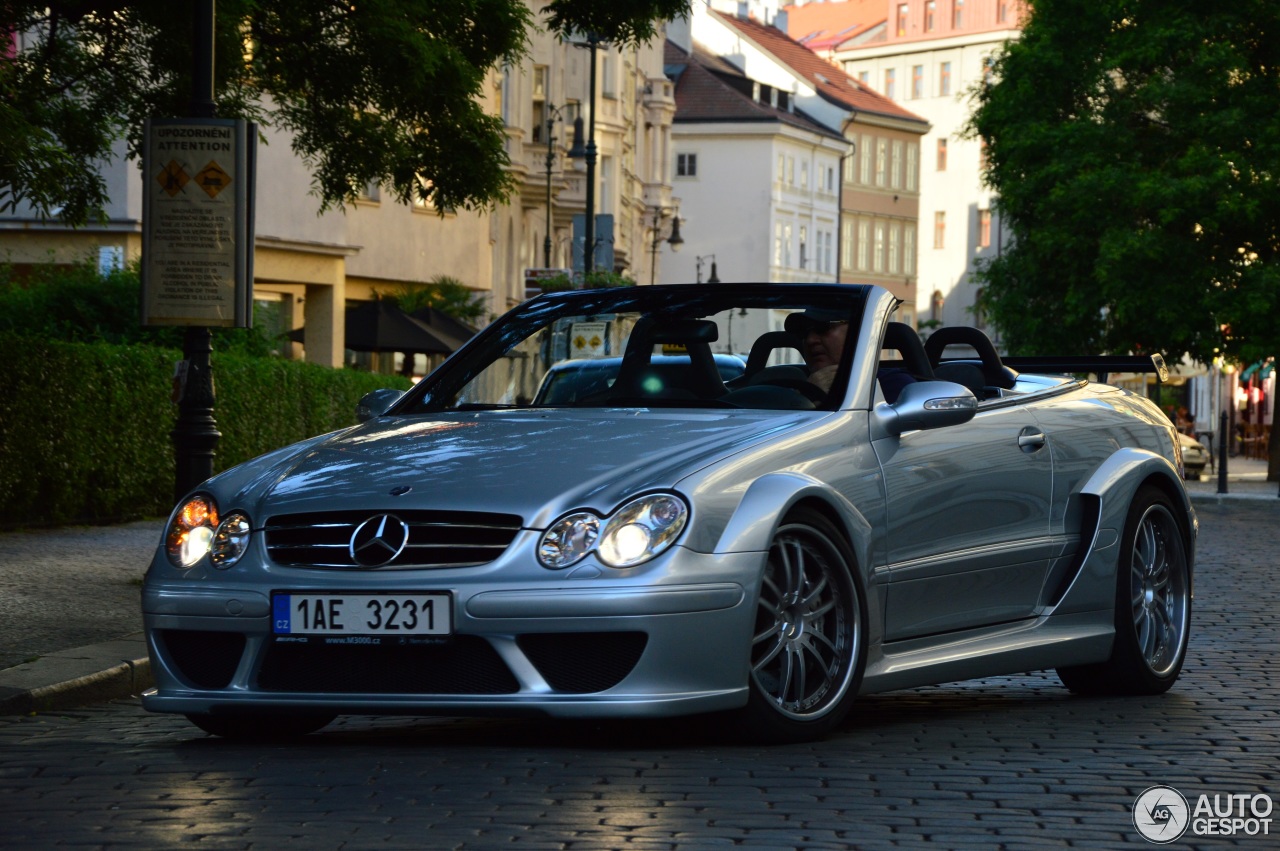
[696,254,720,284]
[542,103,577,268]
[649,207,683,285]
[568,33,601,274]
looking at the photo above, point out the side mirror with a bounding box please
[356,388,404,422]
[873,380,977,437]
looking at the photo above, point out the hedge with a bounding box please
[0,334,411,528]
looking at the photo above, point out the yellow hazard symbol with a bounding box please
[590,335,602,348]
[195,161,232,198]
[156,160,190,197]
[574,335,587,350]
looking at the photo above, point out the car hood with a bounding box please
[218,409,823,528]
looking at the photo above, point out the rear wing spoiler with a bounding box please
[1001,353,1169,385]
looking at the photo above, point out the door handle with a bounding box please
[1017,430,1047,452]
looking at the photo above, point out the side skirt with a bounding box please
[859,610,1114,695]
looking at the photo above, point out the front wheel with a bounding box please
[1057,486,1191,695]
[185,712,336,740]
[726,508,865,743]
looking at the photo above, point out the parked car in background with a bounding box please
[1178,432,1209,480]
[142,284,1196,743]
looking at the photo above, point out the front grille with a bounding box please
[257,636,520,694]
[518,632,649,693]
[160,630,246,690]
[263,509,522,569]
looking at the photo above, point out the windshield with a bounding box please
[399,285,869,413]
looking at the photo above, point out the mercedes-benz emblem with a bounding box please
[349,514,410,567]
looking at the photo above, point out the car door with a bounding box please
[876,398,1055,641]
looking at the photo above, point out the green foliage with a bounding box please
[537,269,637,292]
[968,0,1280,365]
[383,275,487,322]
[0,260,282,355]
[0,334,410,528]
[1,1,686,224]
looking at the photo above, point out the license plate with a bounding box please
[272,592,452,636]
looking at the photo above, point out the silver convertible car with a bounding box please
[142,284,1196,742]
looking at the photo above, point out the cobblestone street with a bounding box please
[1,500,1276,849]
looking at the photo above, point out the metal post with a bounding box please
[583,37,599,275]
[1218,409,1229,494]
[171,0,221,501]
[543,111,555,268]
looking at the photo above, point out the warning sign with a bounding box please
[570,322,607,358]
[141,118,255,328]
[195,161,232,198]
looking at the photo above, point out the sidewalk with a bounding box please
[1,457,1275,715]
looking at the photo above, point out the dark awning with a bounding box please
[287,300,466,354]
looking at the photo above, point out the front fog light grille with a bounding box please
[517,632,648,693]
[160,630,246,690]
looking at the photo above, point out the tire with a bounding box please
[185,712,336,740]
[1057,486,1191,695]
[727,508,866,743]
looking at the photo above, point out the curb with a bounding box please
[0,636,152,715]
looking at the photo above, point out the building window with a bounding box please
[873,221,886,273]
[860,134,873,183]
[827,166,836,191]
[979,208,992,248]
[934,211,946,249]
[601,52,616,98]
[889,223,901,274]
[676,152,697,177]
[891,140,903,190]
[823,230,834,274]
[801,160,809,189]
[844,154,856,184]
[939,61,952,97]
[906,145,919,191]
[842,220,854,269]
[783,223,793,267]
[896,3,909,37]
[875,138,888,187]
[778,152,786,182]
[787,155,795,185]
[936,137,948,171]
[799,226,808,268]
[599,155,612,214]
[884,68,896,100]
[911,65,923,99]
[904,225,916,274]
[925,1,936,32]
[774,222,783,266]
[953,0,965,28]
[982,55,996,84]
[531,65,548,142]
[998,0,1010,23]
[859,70,870,86]
[857,219,870,270]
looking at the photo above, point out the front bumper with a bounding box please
[141,547,762,719]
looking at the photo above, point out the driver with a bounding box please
[784,309,917,402]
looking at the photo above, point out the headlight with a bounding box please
[166,495,219,568]
[538,493,688,570]
[210,512,252,568]
[166,498,254,569]
[538,512,600,568]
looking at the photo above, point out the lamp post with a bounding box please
[542,103,574,268]
[648,207,683,285]
[696,254,720,284]
[568,34,601,275]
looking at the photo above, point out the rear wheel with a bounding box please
[1057,486,1191,695]
[728,508,865,743]
[185,712,336,740]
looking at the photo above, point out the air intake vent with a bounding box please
[264,509,522,569]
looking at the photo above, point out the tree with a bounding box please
[968,0,1280,477]
[384,276,488,323]
[0,0,690,226]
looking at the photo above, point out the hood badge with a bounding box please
[349,514,410,567]
[389,485,412,497]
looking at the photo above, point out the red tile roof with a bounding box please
[713,9,926,126]
[783,0,885,51]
